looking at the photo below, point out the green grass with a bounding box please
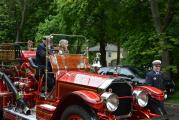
[166,90,179,104]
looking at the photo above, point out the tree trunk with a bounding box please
[100,41,107,67]
[98,10,107,67]
[150,0,174,80]
[150,0,161,32]
[16,0,27,42]
[116,41,120,66]
[161,0,174,32]
[162,48,171,79]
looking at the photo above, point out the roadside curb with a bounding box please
[165,102,179,108]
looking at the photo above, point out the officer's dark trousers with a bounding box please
[148,98,169,120]
[37,63,55,92]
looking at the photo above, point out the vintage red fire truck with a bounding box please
[0,43,165,120]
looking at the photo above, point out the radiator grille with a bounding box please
[106,79,132,117]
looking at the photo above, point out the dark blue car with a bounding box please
[98,66,145,83]
[98,66,175,95]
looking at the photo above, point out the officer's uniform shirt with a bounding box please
[145,70,165,90]
[36,42,46,66]
[36,42,54,91]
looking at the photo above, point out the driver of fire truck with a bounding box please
[36,36,55,92]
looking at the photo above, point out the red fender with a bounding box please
[72,90,104,109]
[130,108,161,120]
[134,86,164,101]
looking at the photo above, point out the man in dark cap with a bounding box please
[36,36,53,66]
[36,36,54,92]
[146,60,169,120]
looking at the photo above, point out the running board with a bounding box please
[3,107,36,120]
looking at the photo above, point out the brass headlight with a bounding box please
[133,90,148,107]
[101,92,119,112]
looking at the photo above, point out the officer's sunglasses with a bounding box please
[155,65,161,67]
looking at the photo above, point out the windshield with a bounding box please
[98,67,113,74]
[117,68,133,76]
[50,34,88,54]
[127,67,145,78]
[116,67,144,78]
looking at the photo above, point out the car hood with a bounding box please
[56,70,113,88]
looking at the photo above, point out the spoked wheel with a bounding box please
[61,105,98,120]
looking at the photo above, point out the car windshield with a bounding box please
[116,67,144,78]
[127,67,145,78]
[117,68,133,76]
[98,67,112,74]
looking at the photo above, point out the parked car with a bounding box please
[98,66,175,95]
[98,66,145,84]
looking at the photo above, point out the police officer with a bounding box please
[146,60,169,120]
[146,60,165,90]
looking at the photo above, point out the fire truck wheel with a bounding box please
[60,105,98,120]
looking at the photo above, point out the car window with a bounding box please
[128,67,145,78]
[108,68,116,73]
[117,68,133,76]
[98,67,111,74]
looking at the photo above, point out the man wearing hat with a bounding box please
[36,36,53,65]
[36,36,54,92]
[146,60,169,120]
[146,60,165,90]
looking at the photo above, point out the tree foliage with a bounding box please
[1,0,179,80]
[0,0,54,42]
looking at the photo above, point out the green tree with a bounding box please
[51,0,129,66]
[0,0,54,43]
[34,0,179,82]
[0,0,15,42]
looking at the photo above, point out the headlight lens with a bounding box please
[133,90,148,107]
[101,92,119,112]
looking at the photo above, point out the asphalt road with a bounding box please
[165,103,179,120]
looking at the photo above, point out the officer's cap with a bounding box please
[152,60,161,65]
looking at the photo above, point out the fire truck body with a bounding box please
[0,44,134,120]
[0,43,165,120]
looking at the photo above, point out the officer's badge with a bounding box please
[153,77,157,80]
